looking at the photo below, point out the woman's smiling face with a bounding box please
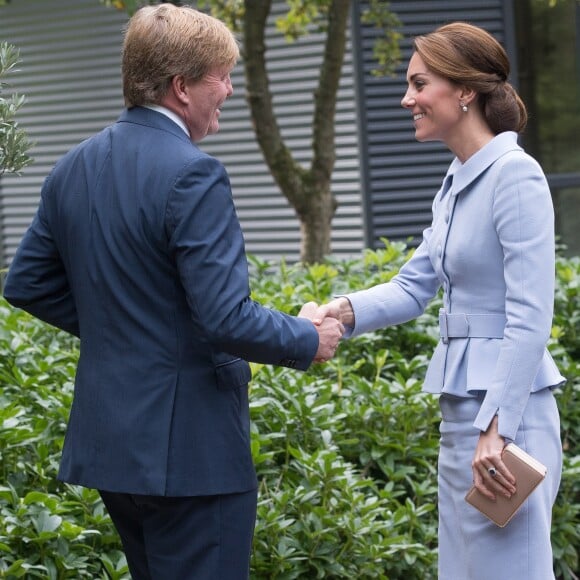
[401,52,465,146]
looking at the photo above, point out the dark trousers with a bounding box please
[99,488,258,580]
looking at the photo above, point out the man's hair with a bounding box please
[122,4,239,108]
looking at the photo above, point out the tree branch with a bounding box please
[243,0,305,209]
[311,0,350,186]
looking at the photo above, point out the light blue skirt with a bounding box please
[438,389,562,580]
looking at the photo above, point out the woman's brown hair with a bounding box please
[414,22,527,134]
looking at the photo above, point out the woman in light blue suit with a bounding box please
[315,22,564,579]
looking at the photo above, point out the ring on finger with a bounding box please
[488,467,497,477]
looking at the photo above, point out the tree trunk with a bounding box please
[243,0,351,263]
[299,182,336,264]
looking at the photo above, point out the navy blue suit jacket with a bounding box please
[3,107,319,496]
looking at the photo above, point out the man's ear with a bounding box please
[171,75,189,106]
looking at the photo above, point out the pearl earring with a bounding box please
[461,103,468,113]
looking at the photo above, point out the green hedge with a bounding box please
[1,242,578,579]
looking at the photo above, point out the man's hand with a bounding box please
[299,301,344,362]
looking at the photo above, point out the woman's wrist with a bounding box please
[336,297,355,326]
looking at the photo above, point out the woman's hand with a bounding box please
[472,416,517,500]
[312,297,355,327]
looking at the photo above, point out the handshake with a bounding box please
[298,297,354,363]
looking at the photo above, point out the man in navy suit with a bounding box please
[2,5,343,578]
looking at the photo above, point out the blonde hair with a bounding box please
[122,4,239,108]
[414,22,527,134]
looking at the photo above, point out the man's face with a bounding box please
[183,65,234,141]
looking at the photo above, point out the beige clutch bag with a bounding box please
[465,443,547,527]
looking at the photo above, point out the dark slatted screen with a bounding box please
[354,0,512,248]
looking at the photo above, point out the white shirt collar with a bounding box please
[143,104,190,137]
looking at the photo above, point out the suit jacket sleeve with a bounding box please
[473,154,556,440]
[3,174,80,337]
[343,191,443,338]
[345,239,441,337]
[165,154,318,370]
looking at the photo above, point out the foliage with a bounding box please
[99,0,402,70]
[99,0,145,15]
[0,303,128,579]
[0,42,33,177]
[522,0,580,175]
[0,243,579,578]
[550,254,580,580]
[360,0,402,77]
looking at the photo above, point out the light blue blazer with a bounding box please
[345,132,564,440]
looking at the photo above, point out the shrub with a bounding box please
[0,242,578,578]
[0,41,33,176]
[0,301,129,578]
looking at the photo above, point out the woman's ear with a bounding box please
[459,86,477,107]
